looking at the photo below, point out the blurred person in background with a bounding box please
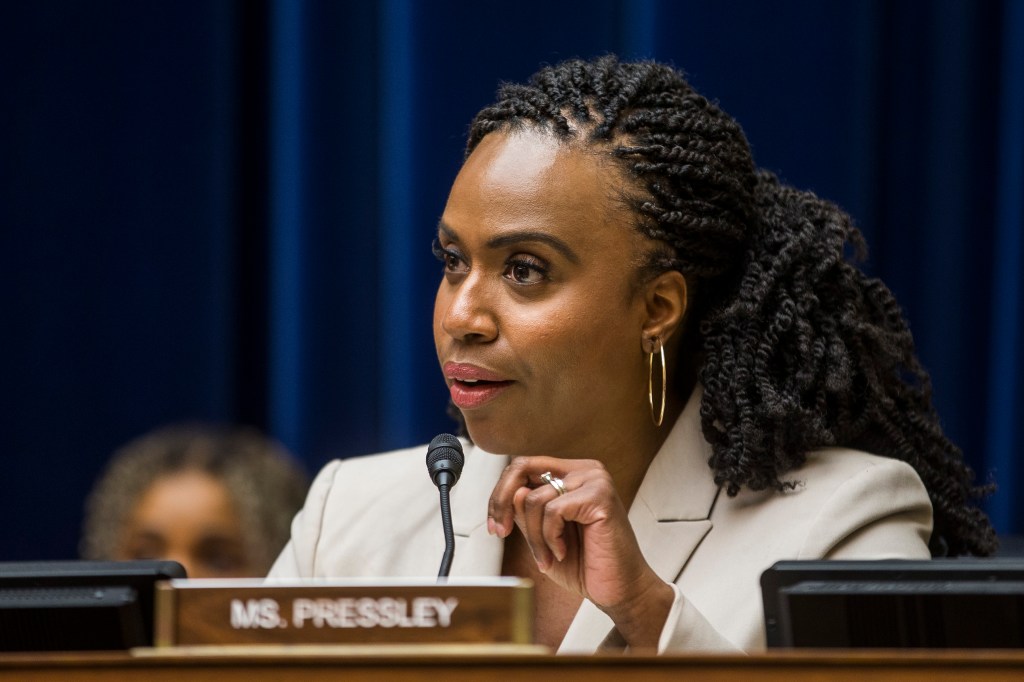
[81,424,309,578]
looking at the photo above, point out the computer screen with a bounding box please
[761,559,1024,648]
[0,560,185,652]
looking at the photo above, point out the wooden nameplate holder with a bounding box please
[154,577,534,648]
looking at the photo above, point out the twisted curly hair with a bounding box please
[466,55,995,556]
[81,424,310,573]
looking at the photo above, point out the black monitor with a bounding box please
[761,559,1024,648]
[0,560,185,652]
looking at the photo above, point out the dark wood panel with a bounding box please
[3,649,1024,682]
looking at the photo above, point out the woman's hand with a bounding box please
[487,456,675,648]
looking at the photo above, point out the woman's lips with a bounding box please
[443,362,514,409]
[448,379,514,409]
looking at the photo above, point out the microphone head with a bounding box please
[426,433,465,488]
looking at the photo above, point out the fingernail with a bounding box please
[494,521,506,537]
[487,517,495,535]
[536,559,548,573]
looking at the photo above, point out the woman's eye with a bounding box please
[504,258,547,285]
[432,239,467,273]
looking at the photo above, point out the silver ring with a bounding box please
[540,471,567,496]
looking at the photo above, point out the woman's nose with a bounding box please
[439,273,498,343]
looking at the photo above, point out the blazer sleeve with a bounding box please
[656,584,739,652]
[266,459,344,579]
[656,457,933,653]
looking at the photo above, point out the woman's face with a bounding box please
[115,469,255,578]
[434,128,657,458]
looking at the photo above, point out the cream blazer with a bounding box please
[268,387,933,652]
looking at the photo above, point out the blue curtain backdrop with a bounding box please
[1,0,1021,560]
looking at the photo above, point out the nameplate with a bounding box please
[154,578,533,647]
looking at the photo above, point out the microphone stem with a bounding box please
[437,483,455,581]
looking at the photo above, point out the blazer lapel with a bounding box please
[631,384,720,583]
[560,386,720,652]
[449,444,508,577]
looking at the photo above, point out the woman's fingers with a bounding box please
[512,485,554,569]
[486,455,671,643]
[487,456,593,538]
[514,480,573,569]
[499,462,612,572]
[539,494,569,563]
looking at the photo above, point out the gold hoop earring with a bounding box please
[648,340,666,427]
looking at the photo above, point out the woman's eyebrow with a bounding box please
[437,221,459,243]
[486,230,580,264]
[437,221,580,264]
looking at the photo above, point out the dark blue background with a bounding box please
[2,0,1021,560]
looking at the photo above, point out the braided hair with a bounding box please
[466,55,995,556]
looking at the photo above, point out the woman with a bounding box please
[269,56,995,652]
[82,424,309,578]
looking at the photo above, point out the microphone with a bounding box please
[426,433,465,580]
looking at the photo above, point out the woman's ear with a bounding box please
[641,270,688,345]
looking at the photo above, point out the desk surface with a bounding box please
[3,648,1024,682]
